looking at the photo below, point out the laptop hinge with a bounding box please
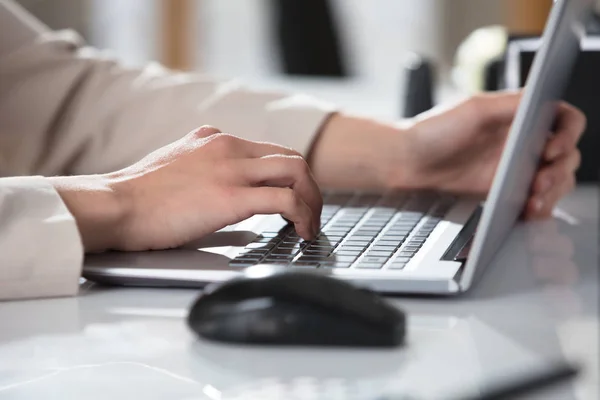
[441,205,482,263]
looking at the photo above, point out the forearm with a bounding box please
[308,113,427,190]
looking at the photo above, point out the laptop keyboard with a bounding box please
[230,191,456,270]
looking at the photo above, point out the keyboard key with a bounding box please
[385,230,413,237]
[236,254,268,261]
[235,254,268,261]
[264,255,295,262]
[305,242,335,249]
[397,251,416,258]
[261,260,290,265]
[337,245,368,253]
[421,224,438,231]
[252,237,279,245]
[377,237,407,244]
[335,249,363,256]
[346,235,376,242]
[341,240,371,247]
[388,262,407,270]
[331,221,360,227]
[322,229,352,236]
[270,251,301,259]
[358,221,384,227]
[360,256,390,264]
[276,243,304,249]
[336,213,362,219]
[363,217,389,223]
[412,234,430,240]
[391,256,412,264]
[370,244,398,252]
[364,250,394,258]
[258,232,283,238]
[391,220,419,226]
[318,232,345,238]
[355,262,384,269]
[344,238,372,245]
[282,235,303,242]
[389,224,416,230]
[321,262,352,269]
[386,226,413,232]
[354,226,381,232]
[343,208,369,215]
[244,242,276,250]
[353,230,381,236]
[303,249,331,257]
[403,246,421,252]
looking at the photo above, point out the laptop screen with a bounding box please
[460,0,594,291]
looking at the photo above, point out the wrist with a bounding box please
[47,174,126,253]
[395,121,439,191]
[308,113,429,190]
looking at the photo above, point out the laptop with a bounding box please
[84,0,592,295]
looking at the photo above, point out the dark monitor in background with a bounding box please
[505,37,600,182]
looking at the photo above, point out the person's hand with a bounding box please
[310,91,585,220]
[405,92,585,219]
[50,126,322,252]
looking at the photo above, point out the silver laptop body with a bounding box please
[84,0,592,295]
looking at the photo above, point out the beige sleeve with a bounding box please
[0,0,336,177]
[0,0,335,300]
[0,177,82,300]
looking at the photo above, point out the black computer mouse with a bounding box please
[187,265,406,347]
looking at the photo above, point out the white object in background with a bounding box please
[198,0,277,77]
[452,26,508,93]
[88,0,158,67]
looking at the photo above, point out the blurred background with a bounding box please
[13,0,559,77]
[15,0,600,180]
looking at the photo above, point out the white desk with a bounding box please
[0,186,597,400]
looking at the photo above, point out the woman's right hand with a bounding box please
[50,126,322,252]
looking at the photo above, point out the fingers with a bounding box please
[467,91,522,126]
[185,128,318,239]
[544,103,587,161]
[234,155,323,230]
[236,187,317,240]
[189,125,222,138]
[241,140,302,159]
[188,129,301,159]
[526,151,580,219]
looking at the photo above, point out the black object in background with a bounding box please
[510,41,600,183]
[402,54,435,118]
[187,265,406,347]
[271,0,348,77]
[484,56,505,92]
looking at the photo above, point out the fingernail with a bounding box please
[548,146,563,160]
[534,198,545,213]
